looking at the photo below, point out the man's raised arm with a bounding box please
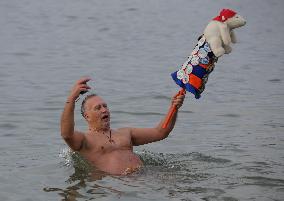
[60,77,91,151]
[130,94,185,146]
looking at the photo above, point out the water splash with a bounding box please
[136,150,230,169]
[56,148,237,200]
[58,147,73,167]
[59,148,231,174]
[59,148,92,171]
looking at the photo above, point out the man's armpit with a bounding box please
[78,136,89,151]
[71,131,87,152]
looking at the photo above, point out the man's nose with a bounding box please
[101,107,108,113]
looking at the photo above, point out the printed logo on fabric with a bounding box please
[191,55,200,66]
[197,37,206,47]
[177,69,185,80]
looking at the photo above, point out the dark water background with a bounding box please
[0,0,283,200]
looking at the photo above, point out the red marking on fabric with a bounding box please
[199,63,209,69]
[189,74,202,89]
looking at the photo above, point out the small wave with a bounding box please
[179,110,194,114]
[135,150,227,184]
[137,150,231,170]
[58,148,73,167]
[0,123,18,130]
[189,152,231,163]
[152,95,171,101]
[59,148,231,171]
[242,176,284,187]
[59,148,95,183]
[112,110,164,116]
[59,148,231,182]
[34,106,62,111]
[137,150,168,166]
[217,113,240,118]
[117,94,170,102]
[268,78,282,83]
[7,52,33,57]
[59,148,91,170]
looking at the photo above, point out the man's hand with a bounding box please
[68,77,91,101]
[171,94,185,109]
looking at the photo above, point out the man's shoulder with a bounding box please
[115,127,132,136]
[74,130,87,136]
[115,127,131,132]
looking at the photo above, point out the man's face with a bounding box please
[84,96,110,129]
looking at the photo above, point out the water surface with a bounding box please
[0,0,283,200]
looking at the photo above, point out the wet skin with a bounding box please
[78,96,142,174]
[60,77,184,175]
[80,127,143,175]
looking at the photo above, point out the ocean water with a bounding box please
[0,0,283,200]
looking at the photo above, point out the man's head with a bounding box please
[81,94,110,130]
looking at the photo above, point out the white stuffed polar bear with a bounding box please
[170,8,246,100]
[204,9,246,57]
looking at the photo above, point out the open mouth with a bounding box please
[102,114,109,121]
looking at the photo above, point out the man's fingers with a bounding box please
[79,85,91,92]
[172,94,185,109]
[78,87,89,95]
[173,95,185,102]
[80,83,91,89]
[69,77,92,100]
[73,84,91,96]
[176,94,185,99]
[77,77,91,85]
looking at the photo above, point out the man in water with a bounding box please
[61,77,185,175]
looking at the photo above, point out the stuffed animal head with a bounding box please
[213,9,246,29]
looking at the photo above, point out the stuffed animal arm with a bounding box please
[220,25,231,45]
[230,30,237,43]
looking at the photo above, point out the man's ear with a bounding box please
[84,113,89,120]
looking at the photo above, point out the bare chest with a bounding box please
[84,131,133,154]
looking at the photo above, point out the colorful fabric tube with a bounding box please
[171,36,217,99]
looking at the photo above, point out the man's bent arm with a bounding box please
[157,107,178,135]
[130,94,184,146]
[60,98,85,151]
[60,77,91,151]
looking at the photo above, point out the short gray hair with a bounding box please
[80,93,97,118]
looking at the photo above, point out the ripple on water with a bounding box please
[268,78,282,83]
[111,110,164,116]
[0,123,18,130]
[217,113,241,118]
[58,148,231,174]
[242,176,284,187]
[53,149,271,200]
[56,149,284,200]
[105,151,223,183]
